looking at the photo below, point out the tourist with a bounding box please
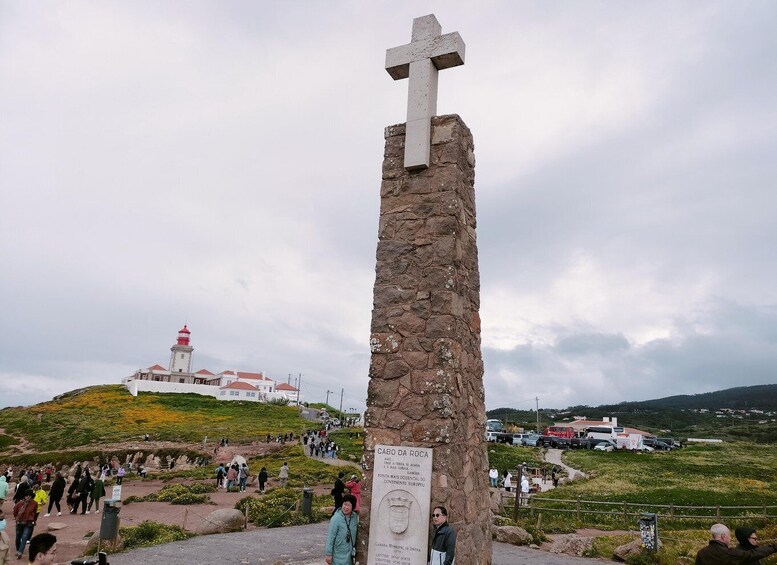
[116,465,125,485]
[279,462,289,488]
[520,473,530,505]
[0,508,11,564]
[12,491,36,559]
[344,475,361,512]
[0,474,8,506]
[13,476,31,503]
[87,473,106,514]
[66,478,79,514]
[695,523,777,565]
[502,469,512,493]
[258,467,268,493]
[735,527,766,564]
[45,473,65,517]
[28,532,57,564]
[32,483,48,521]
[74,469,93,515]
[332,472,346,514]
[239,463,249,492]
[488,467,498,488]
[215,464,225,489]
[429,506,456,565]
[226,464,238,491]
[325,494,358,565]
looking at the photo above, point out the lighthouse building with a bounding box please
[123,325,299,403]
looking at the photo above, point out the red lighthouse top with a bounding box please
[176,325,191,346]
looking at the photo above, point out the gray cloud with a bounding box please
[2,2,777,413]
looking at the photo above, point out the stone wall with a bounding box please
[359,115,492,564]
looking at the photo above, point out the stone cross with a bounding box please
[385,14,465,170]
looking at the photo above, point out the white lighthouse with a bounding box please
[169,324,193,373]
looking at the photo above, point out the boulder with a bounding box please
[494,525,532,545]
[47,522,67,531]
[196,508,246,535]
[551,534,593,556]
[613,537,662,561]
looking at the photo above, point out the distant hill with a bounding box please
[488,383,777,442]
[634,384,777,410]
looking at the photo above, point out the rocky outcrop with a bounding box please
[493,525,533,545]
[550,534,593,556]
[613,537,662,561]
[196,508,245,535]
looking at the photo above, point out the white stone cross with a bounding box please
[386,14,465,170]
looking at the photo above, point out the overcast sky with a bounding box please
[2,1,776,413]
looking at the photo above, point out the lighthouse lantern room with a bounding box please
[169,324,194,373]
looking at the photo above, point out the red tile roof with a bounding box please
[195,369,215,375]
[147,364,167,371]
[237,371,267,381]
[275,383,298,391]
[220,370,236,375]
[221,381,258,391]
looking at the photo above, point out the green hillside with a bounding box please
[0,385,308,453]
[488,383,777,441]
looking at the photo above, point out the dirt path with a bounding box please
[544,448,587,480]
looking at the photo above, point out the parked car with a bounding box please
[486,431,498,442]
[593,440,617,452]
[512,433,531,446]
[571,437,592,449]
[523,434,542,447]
[644,438,672,451]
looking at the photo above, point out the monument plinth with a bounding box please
[360,114,492,564]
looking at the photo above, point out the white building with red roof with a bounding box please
[123,326,293,403]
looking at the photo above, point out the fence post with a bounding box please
[182,508,188,530]
[670,503,674,520]
[577,496,581,521]
[537,513,542,532]
[623,501,628,527]
[764,504,767,520]
[716,505,721,521]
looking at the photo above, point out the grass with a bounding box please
[0,385,308,451]
[325,428,363,463]
[246,444,361,488]
[502,443,777,563]
[487,443,545,473]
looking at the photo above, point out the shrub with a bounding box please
[131,484,212,505]
[235,488,328,528]
[120,521,193,551]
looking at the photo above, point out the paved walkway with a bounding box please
[544,448,587,481]
[107,522,610,565]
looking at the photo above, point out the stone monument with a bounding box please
[359,13,492,565]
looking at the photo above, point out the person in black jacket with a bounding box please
[735,527,765,565]
[429,506,456,565]
[332,472,346,514]
[45,472,66,517]
[74,470,93,515]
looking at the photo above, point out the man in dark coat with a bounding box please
[332,472,346,514]
[696,524,777,565]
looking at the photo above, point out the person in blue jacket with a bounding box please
[325,493,358,565]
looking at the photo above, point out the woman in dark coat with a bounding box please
[258,467,268,493]
[736,527,763,565]
[46,472,66,516]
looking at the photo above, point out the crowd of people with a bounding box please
[0,463,121,561]
[303,430,340,459]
